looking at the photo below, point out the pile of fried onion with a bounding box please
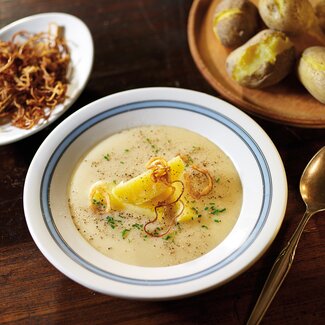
[0,24,70,129]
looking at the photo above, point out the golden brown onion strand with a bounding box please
[0,25,70,129]
[144,180,185,237]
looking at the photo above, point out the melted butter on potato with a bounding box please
[303,52,325,71]
[226,29,295,88]
[232,31,292,81]
[214,8,242,25]
[273,0,285,16]
[213,0,258,48]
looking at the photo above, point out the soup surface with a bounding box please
[69,126,242,267]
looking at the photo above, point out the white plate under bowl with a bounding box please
[23,87,287,300]
[0,12,94,145]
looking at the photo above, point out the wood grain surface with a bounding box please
[0,1,324,324]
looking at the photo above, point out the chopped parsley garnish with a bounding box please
[104,153,110,161]
[163,231,176,241]
[184,155,194,167]
[132,223,143,230]
[153,228,160,236]
[191,207,199,214]
[214,219,221,223]
[146,138,159,153]
[208,204,226,216]
[211,207,226,215]
[201,225,208,229]
[106,216,116,229]
[92,198,106,209]
[121,229,130,239]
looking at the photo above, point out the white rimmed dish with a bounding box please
[23,87,287,300]
[0,12,94,145]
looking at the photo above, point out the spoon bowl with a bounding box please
[300,147,325,211]
[0,12,94,145]
[248,146,325,324]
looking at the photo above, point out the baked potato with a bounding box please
[213,0,259,48]
[258,0,315,35]
[226,29,296,88]
[298,46,325,103]
[314,0,325,34]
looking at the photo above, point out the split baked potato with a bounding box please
[213,0,259,47]
[226,29,295,88]
[298,46,325,103]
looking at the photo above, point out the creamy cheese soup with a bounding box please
[69,126,242,267]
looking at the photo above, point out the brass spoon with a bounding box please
[247,146,325,325]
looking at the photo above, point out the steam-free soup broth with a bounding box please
[69,126,242,267]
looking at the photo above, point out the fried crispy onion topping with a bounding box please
[184,165,213,199]
[0,24,70,129]
[144,180,185,237]
[145,156,171,184]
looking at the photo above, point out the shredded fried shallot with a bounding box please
[0,24,70,129]
[144,180,185,237]
[145,156,171,184]
[177,153,191,164]
[184,165,213,199]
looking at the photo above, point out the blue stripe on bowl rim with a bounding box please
[41,99,272,286]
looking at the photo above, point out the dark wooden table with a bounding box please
[1,1,324,324]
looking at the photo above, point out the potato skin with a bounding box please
[213,0,258,48]
[298,46,325,104]
[315,1,325,34]
[259,0,315,35]
[226,29,296,89]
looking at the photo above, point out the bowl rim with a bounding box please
[23,87,287,299]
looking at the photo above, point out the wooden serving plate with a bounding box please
[187,0,325,128]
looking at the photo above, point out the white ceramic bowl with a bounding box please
[0,12,94,145]
[23,87,287,299]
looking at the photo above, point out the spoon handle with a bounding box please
[247,210,314,325]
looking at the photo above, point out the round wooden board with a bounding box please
[187,0,325,128]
